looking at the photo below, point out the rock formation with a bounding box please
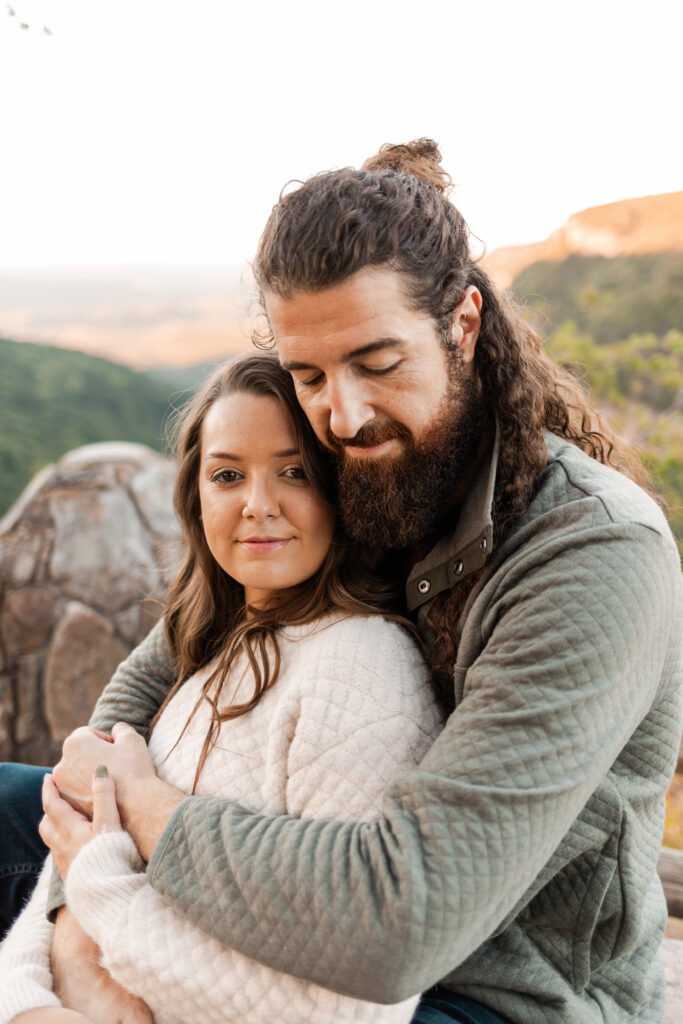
[483,190,683,288]
[0,442,180,765]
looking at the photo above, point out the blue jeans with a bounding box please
[0,762,50,939]
[0,763,511,1023]
[413,989,512,1023]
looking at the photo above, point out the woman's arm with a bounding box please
[59,616,442,1021]
[0,862,60,1023]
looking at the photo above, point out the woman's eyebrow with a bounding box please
[205,451,242,460]
[204,448,300,460]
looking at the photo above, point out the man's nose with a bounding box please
[326,375,374,441]
[242,476,279,519]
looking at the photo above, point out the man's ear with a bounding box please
[450,286,482,365]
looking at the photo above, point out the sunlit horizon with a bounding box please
[1,0,681,270]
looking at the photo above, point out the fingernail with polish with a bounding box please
[94,764,108,779]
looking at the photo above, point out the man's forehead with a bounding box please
[264,268,435,366]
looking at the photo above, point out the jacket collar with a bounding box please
[405,424,500,613]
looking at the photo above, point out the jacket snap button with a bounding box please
[453,560,464,576]
[417,579,431,594]
[480,537,488,552]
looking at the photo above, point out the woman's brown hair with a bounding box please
[253,139,647,711]
[153,352,408,787]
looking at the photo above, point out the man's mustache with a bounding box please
[327,421,412,452]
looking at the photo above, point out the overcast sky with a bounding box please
[1,0,681,268]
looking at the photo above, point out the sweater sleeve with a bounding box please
[146,522,682,1004]
[0,860,59,1022]
[65,830,147,957]
[282,617,442,822]
[47,619,177,920]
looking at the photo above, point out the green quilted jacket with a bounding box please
[53,433,683,1023]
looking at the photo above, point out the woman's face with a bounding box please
[198,390,336,608]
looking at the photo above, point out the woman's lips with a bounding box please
[239,538,292,553]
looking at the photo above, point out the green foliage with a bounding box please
[546,324,683,413]
[0,338,173,517]
[544,324,683,554]
[513,251,682,554]
[513,253,683,344]
[644,445,683,555]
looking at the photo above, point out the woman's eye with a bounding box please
[283,466,307,481]
[212,469,240,484]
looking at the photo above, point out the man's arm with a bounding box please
[88,618,176,736]
[47,620,176,919]
[141,522,681,1003]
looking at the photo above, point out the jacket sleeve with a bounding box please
[88,618,177,736]
[146,522,682,1003]
[47,618,177,919]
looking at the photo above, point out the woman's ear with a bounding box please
[450,286,482,365]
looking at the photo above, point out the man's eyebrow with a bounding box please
[280,338,404,372]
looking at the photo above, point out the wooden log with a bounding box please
[659,847,683,919]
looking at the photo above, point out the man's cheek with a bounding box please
[309,413,334,448]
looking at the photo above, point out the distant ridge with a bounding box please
[0,337,174,516]
[0,264,254,369]
[483,191,683,288]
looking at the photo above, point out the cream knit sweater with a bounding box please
[0,613,442,1024]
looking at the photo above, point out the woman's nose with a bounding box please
[242,477,279,519]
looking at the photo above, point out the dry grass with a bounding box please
[665,773,683,849]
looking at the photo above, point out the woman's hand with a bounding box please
[39,767,122,880]
[10,1010,93,1023]
[50,909,154,1024]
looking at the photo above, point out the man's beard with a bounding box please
[331,361,486,550]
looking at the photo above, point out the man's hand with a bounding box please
[40,769,122,880]
[50,908,153,1024]
[52,725,156,820]
[53,722,186,862]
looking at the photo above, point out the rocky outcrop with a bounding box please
[483,190,683,288]
[0,443,180,765]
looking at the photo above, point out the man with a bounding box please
[2,139,682,1024]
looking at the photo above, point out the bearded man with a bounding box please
[1,140,681,1024]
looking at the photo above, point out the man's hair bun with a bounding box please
[361,138,452,196]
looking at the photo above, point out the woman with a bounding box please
[0,353,442,1024]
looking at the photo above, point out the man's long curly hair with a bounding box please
[253,139,646,712]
